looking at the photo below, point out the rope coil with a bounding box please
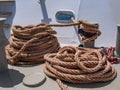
[5,19,101,65]
[5,23,60,65]
[44,46,117,90]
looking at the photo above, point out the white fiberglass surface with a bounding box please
[13,0,81,46]
[3,0,117,47]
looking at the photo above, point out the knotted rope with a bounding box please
[5,23,60,65]
[44,46,117,90]
[77,20,101,43]
[49,19,101,43]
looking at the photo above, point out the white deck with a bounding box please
[0,0,120,90]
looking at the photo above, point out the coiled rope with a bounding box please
[5,19,101,65]
[44,46,117,90]
[5,23,60,65]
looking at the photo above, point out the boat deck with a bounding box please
[0,0,120,90]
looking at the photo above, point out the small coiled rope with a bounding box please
[5,23,60,65]
[44,46,117,90]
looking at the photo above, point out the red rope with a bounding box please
[106,46,120,64]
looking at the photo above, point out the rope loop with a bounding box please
[48,19,101,43]
[44,46,117,90]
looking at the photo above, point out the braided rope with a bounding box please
[5,23,60,65]
[44,46,117,90]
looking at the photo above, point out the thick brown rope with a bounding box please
[44,46,117,90]
[49,19,101,43]
[78,20,101,43]
[5,19,100,65]
[5,23,60,65]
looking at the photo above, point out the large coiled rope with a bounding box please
[44,46,117,90]
[5,23,60,65]
[5,19,101,65]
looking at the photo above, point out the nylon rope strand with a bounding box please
[44,46,117,90]
[5,23,60,65]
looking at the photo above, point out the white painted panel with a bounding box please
[39,0,81,45]
[110,0,120,24]
[13,0,81,45]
